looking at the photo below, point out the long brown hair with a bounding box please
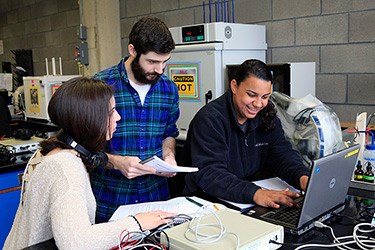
[40,77,113,166]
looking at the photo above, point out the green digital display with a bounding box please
[182,25,205,42]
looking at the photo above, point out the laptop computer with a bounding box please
[247,144,360,235]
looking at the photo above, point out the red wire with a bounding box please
[346,127,357,133]
[109,229,130,250]
[159,243,167,250]
[120,229,130,246]
[150,243,167,250]
[346,127,374,145]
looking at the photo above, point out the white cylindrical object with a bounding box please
[363,144,375,173]
[45,58,49,75]
[52,57,56,75]
[59,57,63,75]
[8,104,15,116]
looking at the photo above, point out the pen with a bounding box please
[214,204,220,211]
[186,197,203,207]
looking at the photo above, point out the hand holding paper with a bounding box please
[140,155,198,173]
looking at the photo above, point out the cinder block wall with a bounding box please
[0,0,80,76]
[120,0,375,124]
[1,0,375,124]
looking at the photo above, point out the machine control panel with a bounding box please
[182,25,205,42]
[170,22,267,50]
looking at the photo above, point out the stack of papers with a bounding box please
[140,156,198,173]
[109,197,223,221]
[110,177,301,220]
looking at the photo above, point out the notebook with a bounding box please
[248,144,360,235]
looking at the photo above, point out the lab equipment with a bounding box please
[267,62,316,98]
[168,22,267,139]
[270,91,345,167]
[354,161,364,181]
[227,62,316,98]
[23,75,80,121]
[364,144,375,173]
[364,163,374,183]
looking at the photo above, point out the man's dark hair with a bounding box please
[232,59,277,131]
[129,16,175,55]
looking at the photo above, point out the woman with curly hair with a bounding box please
[180,59,310,209]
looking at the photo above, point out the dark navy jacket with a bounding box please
[180,90,310,203]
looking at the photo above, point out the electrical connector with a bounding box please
[371,212,375,227]
[314,221,328,228]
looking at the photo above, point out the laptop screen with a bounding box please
[298,144,360,227]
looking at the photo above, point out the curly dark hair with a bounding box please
[129,16,175,55]
[232,59,277,131]
[40,77,113,169]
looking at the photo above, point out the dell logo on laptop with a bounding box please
[329,178,336,189]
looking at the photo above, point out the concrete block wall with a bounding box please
[0,0,374,124]
[0,0,80,78]
[120,0,375,124]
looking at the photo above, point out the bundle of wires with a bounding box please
[110,214,193,250]
[109,229,166,250]
[293,221,375,249]
[184,205,240,249]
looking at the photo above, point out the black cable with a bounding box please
[293,107,315,125]
[0,144,16,165]
[332,212,371,223]
[160,230,170,250]
[269,239,302,247]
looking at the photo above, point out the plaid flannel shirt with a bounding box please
[90,57,179,222]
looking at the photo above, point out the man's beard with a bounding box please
[131,56,161,85]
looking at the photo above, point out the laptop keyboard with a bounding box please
[262,197,304,225]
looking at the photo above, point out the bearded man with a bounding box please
[90,16,180,223]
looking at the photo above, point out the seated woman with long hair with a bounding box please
[4,77,175,249]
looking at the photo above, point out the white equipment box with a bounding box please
[160,209,283,250]
[1,136,44,154]
[267,62,316,98]
[167,22,267,139]
[23,75,80,121]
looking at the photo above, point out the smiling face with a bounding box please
[231,76,271,124]
[107,96,121,140]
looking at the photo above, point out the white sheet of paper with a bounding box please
[217,177,300,211]
[254,177,300,193]
[140,156,198,172]
[109,197,220,221]
[0,73,12,91]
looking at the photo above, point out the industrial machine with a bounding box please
[23,75,80,121]
[167,22,267,139]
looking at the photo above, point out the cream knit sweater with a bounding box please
[4,151,140,249]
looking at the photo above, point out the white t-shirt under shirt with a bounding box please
[129,79,151,105]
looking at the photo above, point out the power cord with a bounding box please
[290,221,375,250]
[184,205,240,249]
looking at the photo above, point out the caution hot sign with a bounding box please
[173,75,195,96]
[166,62,201,101]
